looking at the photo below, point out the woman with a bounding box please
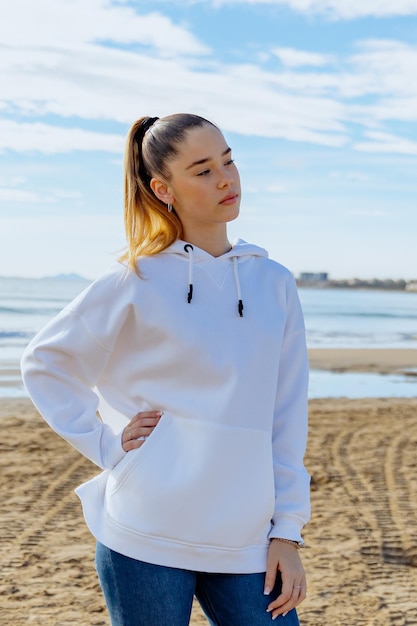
[21,114,310,625]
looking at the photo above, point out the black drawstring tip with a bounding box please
[187,284,194,303]
[238,299,244,317]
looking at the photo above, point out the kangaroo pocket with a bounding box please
[104,413,275,549]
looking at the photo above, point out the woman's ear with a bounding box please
[150,178,174,206]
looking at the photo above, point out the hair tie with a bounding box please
[141,117,159,135]
[136,117,160,185]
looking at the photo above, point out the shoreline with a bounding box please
[3,348,417,383]
[1,397,417,624]
[309,348,417,375]
[2,349,416,401]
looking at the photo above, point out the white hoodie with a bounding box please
[21,239,310,574]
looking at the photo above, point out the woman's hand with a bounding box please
[122,410,163,452]
[264,539,307,620]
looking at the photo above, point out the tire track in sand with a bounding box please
[328,404,417,624]
[1,451,87,568]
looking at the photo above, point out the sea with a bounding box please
[1,276,416,399]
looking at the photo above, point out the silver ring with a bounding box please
[293,585,301,589]
[138,436,147,441]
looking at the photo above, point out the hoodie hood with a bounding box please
[160,238,269,262]
[160,239,268,317]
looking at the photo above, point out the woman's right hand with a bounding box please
[122,410,163,452]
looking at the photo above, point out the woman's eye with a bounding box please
[196,159,234,176]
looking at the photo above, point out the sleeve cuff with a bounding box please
[268,516,305,543]
[102,426,127,469]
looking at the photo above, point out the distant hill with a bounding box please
[42,273,90,281]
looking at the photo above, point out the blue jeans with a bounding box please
[95,542,300,626]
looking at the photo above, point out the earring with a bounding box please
[167,203,173,213]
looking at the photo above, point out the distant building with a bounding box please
[298,272,329,283]
[406,280,417,292]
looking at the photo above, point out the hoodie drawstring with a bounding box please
[184,244,194,303]
[233,256,244,317]
[184,244,244,317]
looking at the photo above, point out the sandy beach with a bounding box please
[1,349,417,625]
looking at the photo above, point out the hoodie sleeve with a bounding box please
[21,266,131,470]
[268,273,310,542]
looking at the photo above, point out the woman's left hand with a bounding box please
[264,539,307,619]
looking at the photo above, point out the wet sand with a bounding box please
[309,348,417,375]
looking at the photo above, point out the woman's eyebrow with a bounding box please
[185,147,231,170]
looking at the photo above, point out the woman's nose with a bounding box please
[217,168,233,188]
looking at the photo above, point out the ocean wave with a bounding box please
[0,331,33,340]
[0,306,61,315]
[306,330,417,348]
[310,311,417,320]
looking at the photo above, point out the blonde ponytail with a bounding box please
[119,113,217,273]
[119,117,182,273]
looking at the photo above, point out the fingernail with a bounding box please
[283,612,288,617]
[264,586,271,596]
[272,615,278,621]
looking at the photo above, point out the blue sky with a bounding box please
[1,0,417,280]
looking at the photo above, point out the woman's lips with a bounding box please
[219,194,239,205]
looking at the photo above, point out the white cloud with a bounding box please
[0,179,84,209]
[0,0,207,55]
[0,2,416,155]
[287,0,417,19]
[265,184,290,193]
[268,40,417,100]
[208,0,417,19]
[0,42,349,149]
[49,190,83,201]
[2,35,415,153]
[273,48,334,67]
[354,131,417,155]
[0,176,27,186]
[0,188,41,203]
[362,98,417,124]
[348,208,389,217]
[330,171,371,183]
[0,120,124,154]
[349,40,417,96]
